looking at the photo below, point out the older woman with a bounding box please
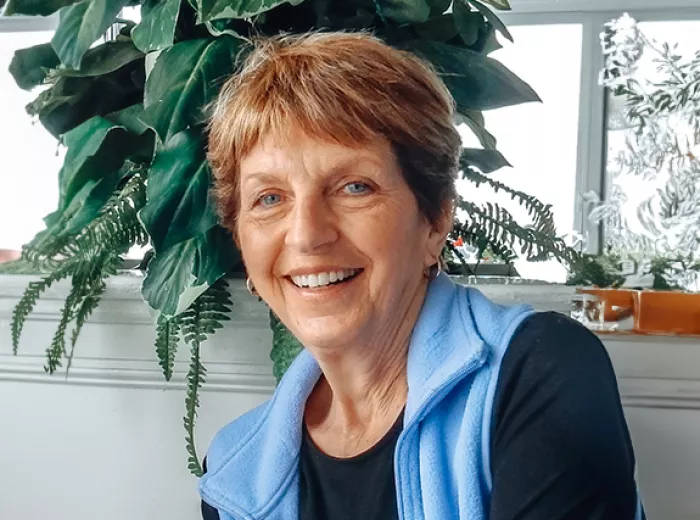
[199,32,643,520]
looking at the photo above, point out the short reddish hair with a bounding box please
[207,31,461,232]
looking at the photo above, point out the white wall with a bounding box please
[1,275,699,520]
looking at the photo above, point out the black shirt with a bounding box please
[201,312,641,520]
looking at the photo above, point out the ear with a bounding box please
[424,201,454,265]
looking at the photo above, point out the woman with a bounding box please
[199,32,643,520]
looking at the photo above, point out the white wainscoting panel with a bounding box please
[1,274,699,520]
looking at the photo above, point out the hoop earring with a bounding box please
[246,277,258,296]
[424,263,441,281]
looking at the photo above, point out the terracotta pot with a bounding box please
[633,290,700,335]
[577,287,636,322]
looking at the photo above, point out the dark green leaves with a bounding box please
[9,43,60,90]
[464,0,512,42]
[404,40,540,111]
[52,116,141,237]
[197,0,301,23]
[2,0,78,16]
[53,41,144,78]
[131,0,182,53]
[460,148,511,173]
[454,0,483,46]
[26,57,145,137]
[139,129,219,253]
[141,36,241,143]
[376,0,430,24]
[51,0,131,69]
[479,0,510,10]
[141,226,240,317]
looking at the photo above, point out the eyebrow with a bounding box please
[241,154,384,186]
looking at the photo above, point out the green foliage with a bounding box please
[566,252,626,288]
[155,314,181,381]
[12,172,148,371]
[269,311,304,383]
[178,279,232,476]
[6,0,578,474]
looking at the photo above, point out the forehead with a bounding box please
[239,132,397,183]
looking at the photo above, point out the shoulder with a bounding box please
[492,310,624,436]
[205,399,271,473]
[503,311,614,379]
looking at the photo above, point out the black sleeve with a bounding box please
[201,458,221,520]
[489,312,641,520]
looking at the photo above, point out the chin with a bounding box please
[289,315,359,351]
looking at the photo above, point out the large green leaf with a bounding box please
[413,14,457,43]
[453,0,483,47]
[9,43,60,91]
[480,0,510,10]
[138,128,219,253]
[465,0,512,42]
[57,117,138,213]
[460,148,510,173]
[455,110,498,150]
[3,0,78,16]
[131,0,181,53]
[141,226,240,317]
[141,36,241,143]
[376,0,430,24]
[51,0,131,70]
[26,60,145,138]
[404,40,540,111]
[427,0,451,16]
[198,0,302,24]
[35,116,142,239]
[106,104,152,137]
[53,41,144,78]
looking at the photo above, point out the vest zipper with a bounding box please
[393,351,488,520]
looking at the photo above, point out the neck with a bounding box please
[305,278,428,433]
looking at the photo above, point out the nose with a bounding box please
[285,195,339,253]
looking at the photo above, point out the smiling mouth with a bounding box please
[289,268,363,289]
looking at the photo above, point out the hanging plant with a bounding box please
[3,0,578,474]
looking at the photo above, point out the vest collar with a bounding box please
[200,273,488,519]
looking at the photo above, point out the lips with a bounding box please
[290,268,361,288]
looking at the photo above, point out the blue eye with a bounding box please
[344,182,370,195]
[259,193,281,207]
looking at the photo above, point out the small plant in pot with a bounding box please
[3,0,577,474]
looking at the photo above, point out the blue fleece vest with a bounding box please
[199,273,642,520]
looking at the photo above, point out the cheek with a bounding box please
[237,223,276,275]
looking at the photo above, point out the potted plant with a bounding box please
[2,0,577,473]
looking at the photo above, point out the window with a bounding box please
[0,30,63,253]
[458,24,583,283]
[599,18,700,263]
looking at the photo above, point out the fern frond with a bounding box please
[457,198,579,266]
[461,167,558,237]
[179,278,232,476]
[155,314,182,381]
[11,262,75,354]
[64,252,121,375]
[45,280,82,374]
[184,339,207,477]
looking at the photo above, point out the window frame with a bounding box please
[499,3,700,255]
[0,14,57,32]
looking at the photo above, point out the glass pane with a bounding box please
[0,31,63,254]
[601,18,700,268]
[457,24,583,283]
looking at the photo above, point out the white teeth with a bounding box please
[291,269,359,288]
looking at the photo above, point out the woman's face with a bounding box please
[236,132,449,351]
